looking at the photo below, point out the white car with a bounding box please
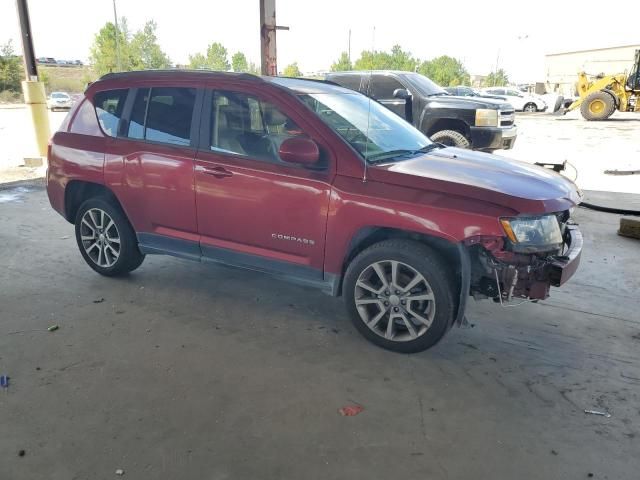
[47,92,73,111]
[482,87,547,112]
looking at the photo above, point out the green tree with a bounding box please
[89,20,132,75]
[388,45,418,71]
[484,69,509,87]
[231,52,249,72]
[354,50,391,70]
[283,62,302,77]
[188,52,207,69]
[189,42,230,71]
[0,40,23,92]
[353,45,417,72]
[330,52,352,71]
[417,55,470,87]
[130,20,170,70]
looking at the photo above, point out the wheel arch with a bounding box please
[338,226,469,327]
[64,180,124,223]
[425,118,470,138]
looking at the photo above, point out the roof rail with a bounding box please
[97,69,263,82]
[277,76,341,87]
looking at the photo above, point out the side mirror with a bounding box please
[278,137,320,166]
[393,88,411,100]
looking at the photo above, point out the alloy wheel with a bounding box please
[79,208,121,268]
[354,260,436,342]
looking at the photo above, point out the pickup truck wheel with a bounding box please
[523,103,538,112]
[74,197,144,276]
[343,240,455,353]
[429,130,470,149]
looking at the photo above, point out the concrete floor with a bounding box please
[1,184,639,479]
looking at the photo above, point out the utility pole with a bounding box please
[259,0,288,76]
[15,0,50,159]
[112,0,122,71]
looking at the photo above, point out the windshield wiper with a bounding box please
[367,144,443,163]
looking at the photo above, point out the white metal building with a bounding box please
[545,44,640,97]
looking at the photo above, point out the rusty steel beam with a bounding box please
[260,0,288,76]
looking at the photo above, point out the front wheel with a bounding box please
[343,240,456,353]
[74,197,144,276]
[523,103,538,112]
[429,129,471,149]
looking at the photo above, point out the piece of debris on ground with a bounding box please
[338,405,364,417]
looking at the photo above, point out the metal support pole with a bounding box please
[112,0,121,72]
[15,0,50,159]
[259,0,288,76]
[260,0,277,76]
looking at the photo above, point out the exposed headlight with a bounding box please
[500,214,563,252]
[475,109,498,127]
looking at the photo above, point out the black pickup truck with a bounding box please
[325,71,517,152]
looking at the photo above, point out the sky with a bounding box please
[1,0,638,83]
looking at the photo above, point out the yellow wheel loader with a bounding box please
[567,49,640,120]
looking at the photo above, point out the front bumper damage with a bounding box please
[467,225,583,302]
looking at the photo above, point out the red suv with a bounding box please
[47,71,583,353]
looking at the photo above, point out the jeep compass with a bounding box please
[47,70,582,353]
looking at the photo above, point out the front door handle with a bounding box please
[199,166,233,178]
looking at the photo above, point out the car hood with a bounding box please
[433,95,511,110]
[369,147,582,214]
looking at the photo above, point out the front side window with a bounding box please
[369,75,404,100]
[299,92,431,163]
[210,91,304,163]
[126,87,196,146]
[94,88,128,137]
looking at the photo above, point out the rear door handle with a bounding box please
[198,165,233,178]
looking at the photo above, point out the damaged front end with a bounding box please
[466,211,583,303]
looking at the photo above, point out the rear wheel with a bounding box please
[343,240,455,353]
[430,129,471,149]
[580,90,616,120]
[523,102,538,112]
[74,197,144,276]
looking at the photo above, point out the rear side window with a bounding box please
[94,89,128,137]
[369,75,404,100]
[127,87,196,146]
[328,74,362,92]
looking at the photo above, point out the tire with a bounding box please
[74,197,144,276]
[430,129,471,149]
[343,239,456,353]
[580,90,616,121]
[523,102,537,113]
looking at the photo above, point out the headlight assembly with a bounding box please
[475,109,498,127]
[500,214,563,252]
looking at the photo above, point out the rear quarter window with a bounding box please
[94,89,128,137]
[69,99,102,136]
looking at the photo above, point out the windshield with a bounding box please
[401,73,448,97]
[299,92,432,163]
[51,93,68,99]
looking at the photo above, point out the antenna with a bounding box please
[362,26,375,183]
